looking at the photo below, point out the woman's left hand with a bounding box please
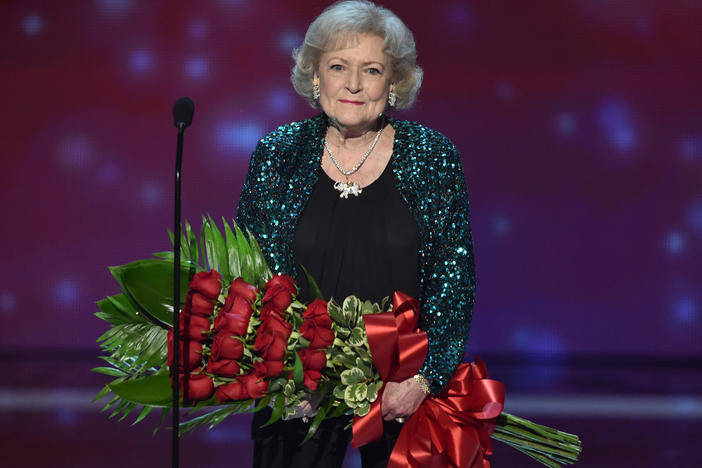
[381,376,427,421]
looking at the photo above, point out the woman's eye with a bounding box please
[367,68,381,75]
[330,64,343,71]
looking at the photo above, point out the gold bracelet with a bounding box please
[413,373,431,395]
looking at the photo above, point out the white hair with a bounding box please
[291,0,423,109]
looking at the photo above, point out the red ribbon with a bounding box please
[388,358,505,468]
[351,291,428,448]
[352,291,506,467]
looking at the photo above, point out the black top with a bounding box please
[294,158,420,306]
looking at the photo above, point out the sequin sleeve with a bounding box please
[235,134,286,273]
[416,137,476,394]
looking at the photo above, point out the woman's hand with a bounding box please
[381,376,427,421]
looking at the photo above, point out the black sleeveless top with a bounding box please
[293,158,420,306]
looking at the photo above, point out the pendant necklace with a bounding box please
[324,121,384,199]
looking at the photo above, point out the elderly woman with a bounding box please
[235,1,475,467]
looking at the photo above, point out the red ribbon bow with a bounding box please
[388,358,505,468]
[353,291,506,468]
[352,291,428,448]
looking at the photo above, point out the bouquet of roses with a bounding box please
[94,217,581,467]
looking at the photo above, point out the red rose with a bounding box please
[239,362,269,398]
[302,299,332,327]
[189,270,222,300]
[180,372,214,402]
[229,277,259,303]
[189,291,216,317]
[265,274,297,296]
[168,329,203,370]
[259,309,292,338]
[179,313,211,342]
[206,358,240,378]
[262,286,293,312]
[254,330,288,361]
[261,360,285,377]
[302,369,322,391]
[214,295,253,336]
[216,381,248,402]
[298,349,326,391]
[299,348,327,371]
[211,332,244,360]
[262,274,296,312]
[300,299,334,349]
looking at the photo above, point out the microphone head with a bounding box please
[173,97,195,128]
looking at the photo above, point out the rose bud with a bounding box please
[262,284,293,312]
[216,381,248,402]
[239,362,269,398]
[299,348,327,372]
[300,319,335,349]
[181,372,214,402]
[214,295,253,336]
[261,360,285,377]
[206,358,241,378]
[302,369,322,391]
[179,313,211,342]
[168,329,203,370]
[254,330,288,362]
[229,277,259,303]
[211,332,244,361]
[302,299,332,327]
[265,274,297,297]
[259,309,292,339]
[189,291,216,317]
[189,270,222,300]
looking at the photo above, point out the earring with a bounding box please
[313,83,321,102]
[388,90,397,107]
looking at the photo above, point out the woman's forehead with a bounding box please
[323,31,385,54]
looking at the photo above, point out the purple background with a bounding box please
[1,1,701,467]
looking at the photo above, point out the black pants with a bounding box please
[252,408,403,468]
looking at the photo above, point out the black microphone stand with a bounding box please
[172,121,184,468]
[172,96,193,468]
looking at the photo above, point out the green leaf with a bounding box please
[245,227,272,287]
[261,394,285,427]
[292,353,304,387]
[328,299,344,325]
[109,371,172,406]
[299,403,328,445]
[355,401,371,417]
[348,327,367,348]
[299,264,324,301]
[132,405,153,425]
[206,215,230,281]
[340,368,364,386]
[110,259,193,327]
[234,224,255,284]
[92,366,127,377]
[342,296,360,328]
[185,221,199,270]
[223,219,241,280]
[366,381,383,403]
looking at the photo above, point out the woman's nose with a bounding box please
[346,70,362,93]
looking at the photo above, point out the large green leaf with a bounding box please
[109,371,172,406]
[206,215,230,281]
[223,219,241,280]
[110,259,193,327]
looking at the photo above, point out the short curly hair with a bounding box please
[291,0,423,110]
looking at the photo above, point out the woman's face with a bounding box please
[315,33,393,133]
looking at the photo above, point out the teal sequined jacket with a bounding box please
[235,113,475,393]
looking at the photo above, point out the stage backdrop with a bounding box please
[2,1,701,356]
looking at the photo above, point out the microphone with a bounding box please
[173,97,194,129]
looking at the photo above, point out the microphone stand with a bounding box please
[172,122,185,468]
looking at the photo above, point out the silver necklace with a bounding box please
[324,124,384,198]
